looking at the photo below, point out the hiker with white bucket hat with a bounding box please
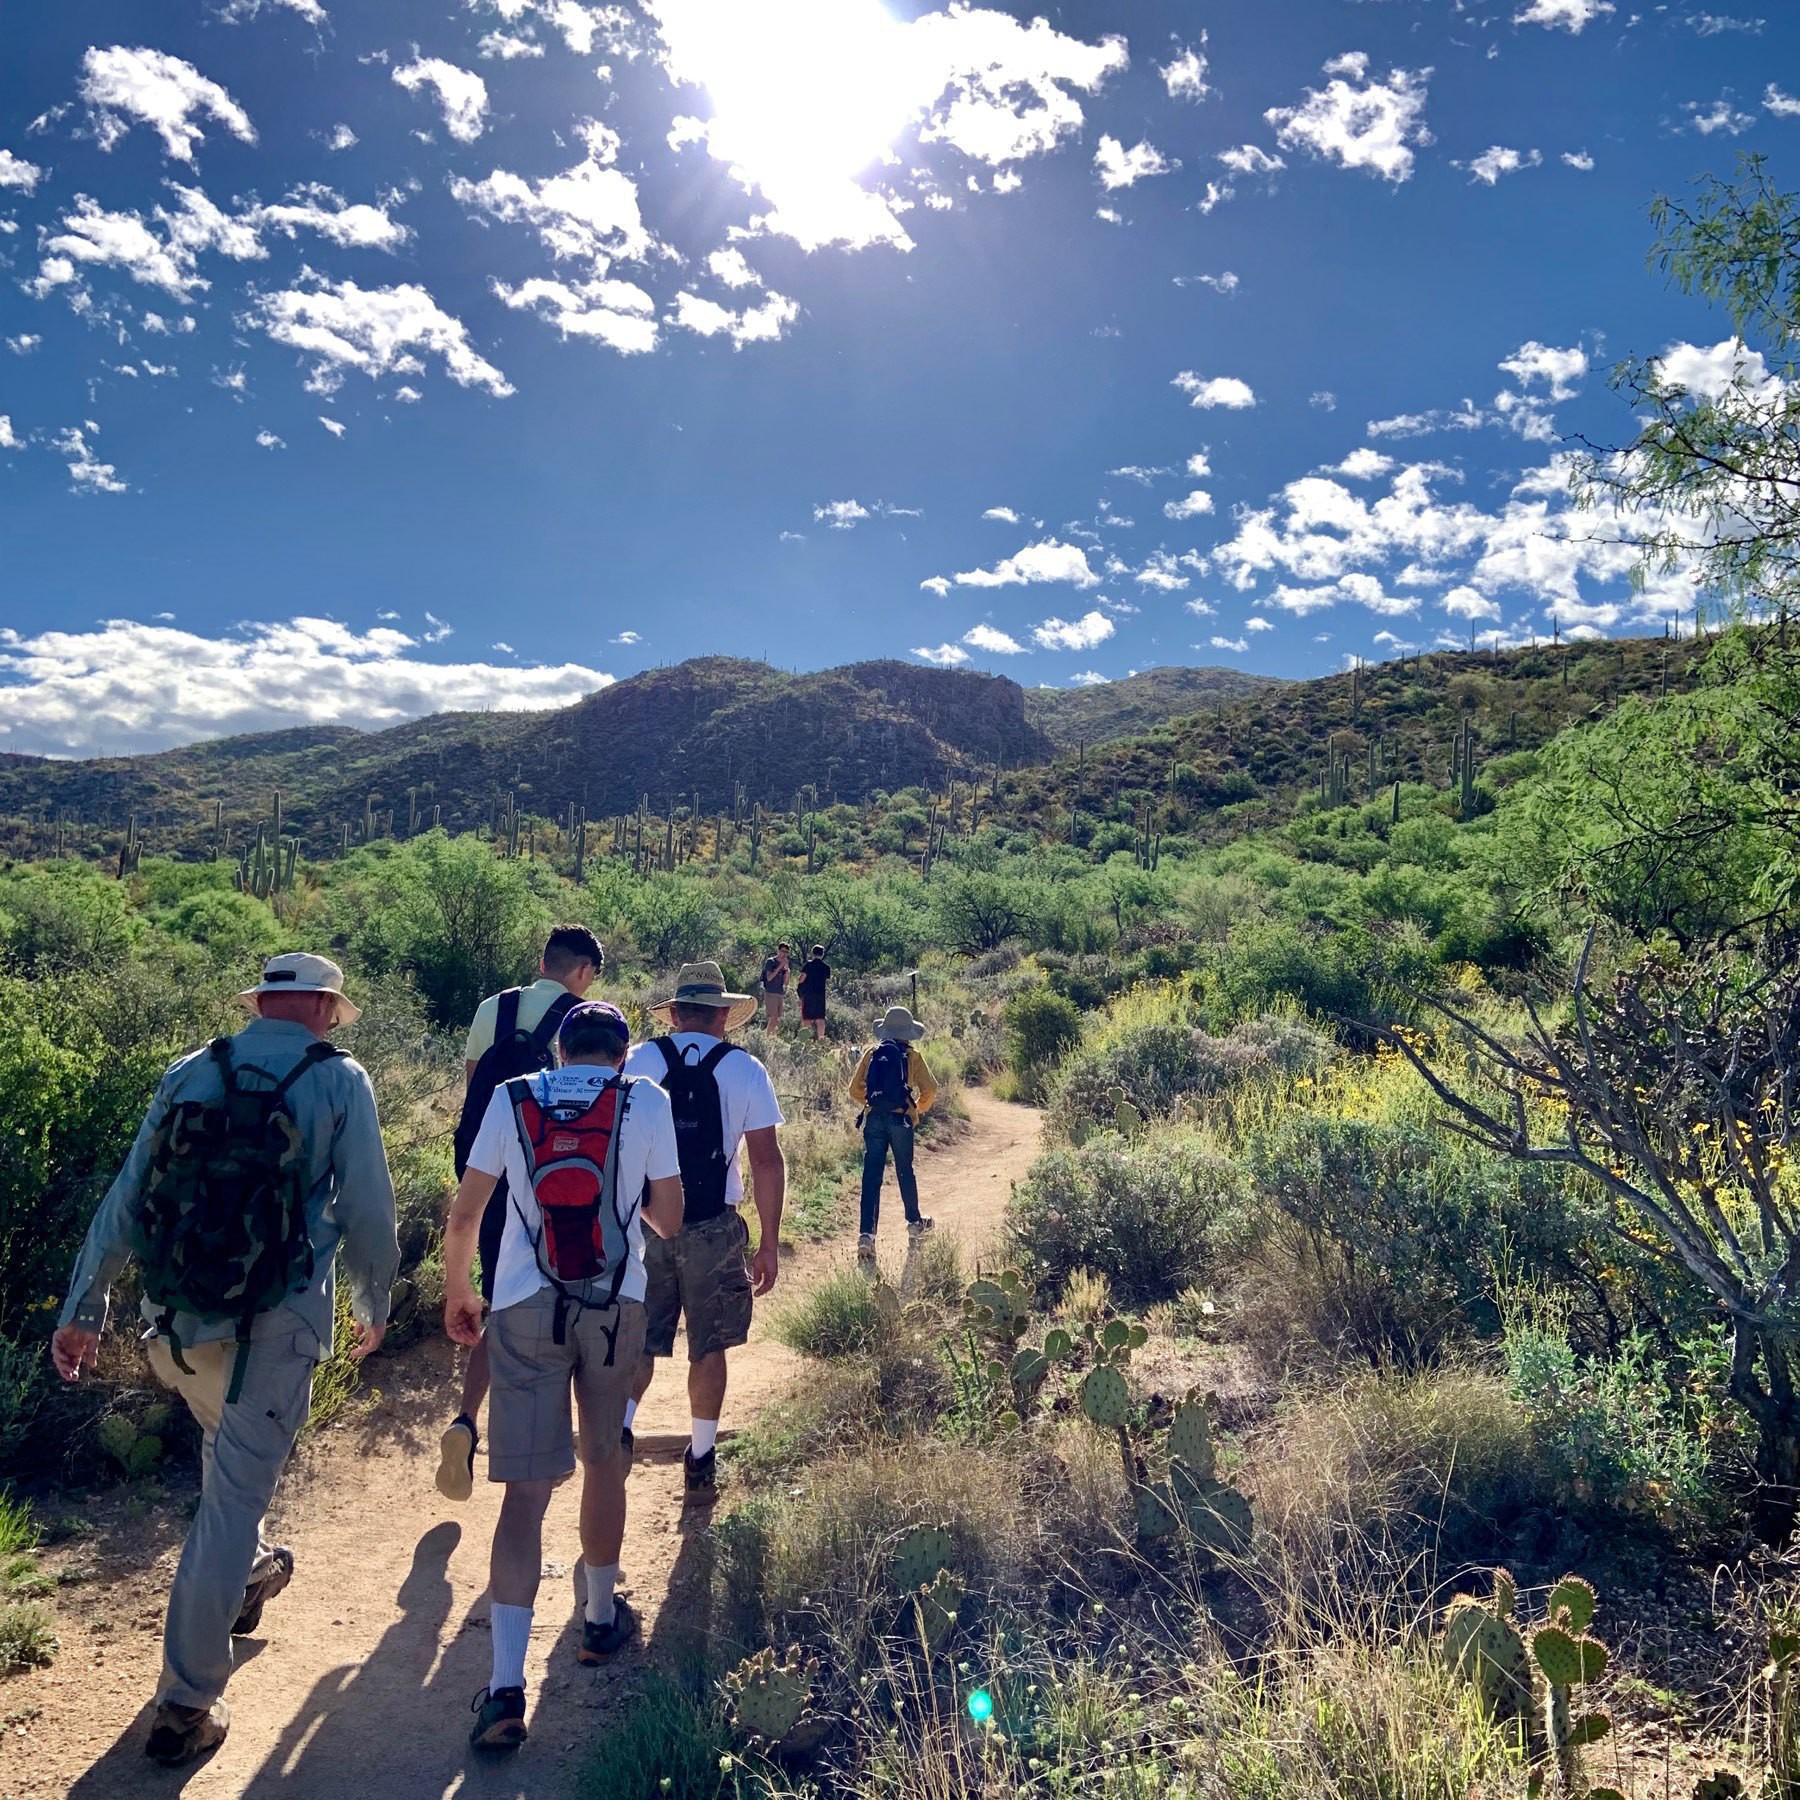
[848,1005,938,1258]
[51,953,397,1769]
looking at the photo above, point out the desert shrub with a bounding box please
[1047,1009,1334,1143]
[0,861,141,974]
[1006,1130,1251,1304]
[0,1338,48,1470]
[1004,985,1083,1101]
[1503,1310,1747,1535]
[0,1598,57,1671]
[1243,1115,1596,1369]
[1253,1368,1551,1591]
[578,1675,737,1800]
[773,1268,889,1358]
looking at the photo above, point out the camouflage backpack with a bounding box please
[131,1037,342,1389]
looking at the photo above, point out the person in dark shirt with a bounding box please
[760,941,791,1036]
[795,944,830,1041]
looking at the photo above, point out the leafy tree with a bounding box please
[930,869,1038,956]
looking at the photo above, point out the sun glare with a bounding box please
[656,0,925,248]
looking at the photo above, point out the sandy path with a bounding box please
[6,1088,1041,1800]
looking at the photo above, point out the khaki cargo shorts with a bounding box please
[644,1209,754,1361]
[485,1288,647,1484]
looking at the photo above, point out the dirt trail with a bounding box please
[7,1088,1041,1800]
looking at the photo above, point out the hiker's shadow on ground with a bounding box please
[233,1519,466,1797]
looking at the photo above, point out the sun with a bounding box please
[653,0,927,249]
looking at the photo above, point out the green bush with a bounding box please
[0,1598,57,1671]
[1047,1011,1333,1144]
[1006,1130,1250,1304]
[1004,986,1083,1100]
[772,1268,889,1358]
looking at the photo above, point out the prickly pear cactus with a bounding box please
[1181,1477,1253,1557]
[1135,1482,1180,1543]
[913,1566,964,1649]
[97,1408,168,1478]
[1011,1347,1049,1401]
[891,1524,955,1594]
[1531,1573,1611,1793]
[1167,1391,1218,1481]
[1114,1098,1144,1137]
[1043,1327,1073,1361]
[1443,1598,1530,1717]
[1080,1363,1130,1430]
[963,1271,1030,1342]
[725,1646,822,1753]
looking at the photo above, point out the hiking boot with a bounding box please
[906,1216,935,1237]
[232,1545,294,1636]
[683,1445,718,1505]
[856,1233,877,1259]
[469,1685,527,1751]
[436,1414,477,1503]
[145,1699,229,1767]
[577,1595,640,1665]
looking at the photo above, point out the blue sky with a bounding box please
[2,0,1796,756]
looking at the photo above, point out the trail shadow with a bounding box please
[234,1520,469,1798]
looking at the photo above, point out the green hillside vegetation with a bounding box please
[1023,663,1282,747]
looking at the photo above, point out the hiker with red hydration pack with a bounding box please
[796,944,830,1040]
[50,954,397,1770]
[444,1001,682,1753]
[760,941,791,1035]
[849,1007,938,1258]
[437,923,604,1503]
[622,961,785,1506]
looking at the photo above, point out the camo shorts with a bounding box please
[643,1208,753,1361]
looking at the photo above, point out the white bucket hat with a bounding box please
[875,1005,925,1042]
[238,952,361,1026]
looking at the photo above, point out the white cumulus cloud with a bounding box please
[80,45,257,162]
[1161,43,1209,102]
[1266,52,1431,184]
[951,538,1102,589]
[0,617,612,757]
[1514,0,1614,28]
[492,276,657,353]
[1173,371,1256,409]
[1164,488,1215,520]
[1095,135,1178,189]
[1684,94,1757,135]
[912,641,969,666]
[982,506,1020,523]
[0,150,43,192]
[963,624,1026,654]
[1464,145,1542,184]
[393,55,490,142]
[670,289,799,347]
[1032,610,1115,651]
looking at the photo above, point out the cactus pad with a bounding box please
[1532,1625,1606,1686]
[1135,1483,1180,1542]
[1443,1601,1528,1715]
[1546,1575,1597,1634]
[1080,1364,1130,1429]
[1183,1478,1253,1557]
[1167,1395,1217,1481]
[1492,1567,1517,1621]
[1100,1319,1130,1353]
[1564,1710,1611,1749]
[891,1525,955,1594]
[913,1567,963,1649]
[1011,1348,1049,1400]
[1044,1328,1073,1361]
[725,1646,819,1746]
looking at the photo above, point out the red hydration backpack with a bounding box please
[507,1073,638,1310]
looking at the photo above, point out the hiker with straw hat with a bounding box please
[622,961,786,1505]
[849,1006,938,1259]
[51,953,397,1769]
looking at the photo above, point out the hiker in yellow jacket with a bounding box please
[849,1006,937,1257]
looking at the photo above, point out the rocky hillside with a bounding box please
[1026,666,1282,748]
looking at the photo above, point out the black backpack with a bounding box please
[454,988,579,1177]
[132,1037,343,1393]
[864,1040,912,1114]
[651,1037,739,1226]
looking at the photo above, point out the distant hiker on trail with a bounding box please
[51,954,397,1770]
[850,1006,938,1258]
[796,943,831,1041]
[443,1000,682,1752]
[760,941,791,1035]
[623,962,785,1505]
[438,923,604,1504]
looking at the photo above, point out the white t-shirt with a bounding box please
[467,1065,679,1312]
[622,1034,785,1209]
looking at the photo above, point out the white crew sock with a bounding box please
[490,1602,533,1693]
[690,1418,719,1458]
[583,1561,620,1627]
[622,1398,638,1431]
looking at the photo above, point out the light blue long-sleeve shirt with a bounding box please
[58,1017,399,1359]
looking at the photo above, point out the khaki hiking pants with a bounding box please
[147,1323,318,1709]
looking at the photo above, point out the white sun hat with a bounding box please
[238,952,361,1026]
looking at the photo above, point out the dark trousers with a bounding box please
[860,1111,921,1235]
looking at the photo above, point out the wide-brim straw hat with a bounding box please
[649,960,758,1032]
[875,1005,925,1042]
[238,952,361,1026]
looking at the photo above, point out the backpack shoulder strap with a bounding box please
[698,1041,738,1076]
[530,991,579,1056]
[652,1037,682,1079]
[268,1040,345,1105]
[208,1037,236,1092]
[495,987,523,1043]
